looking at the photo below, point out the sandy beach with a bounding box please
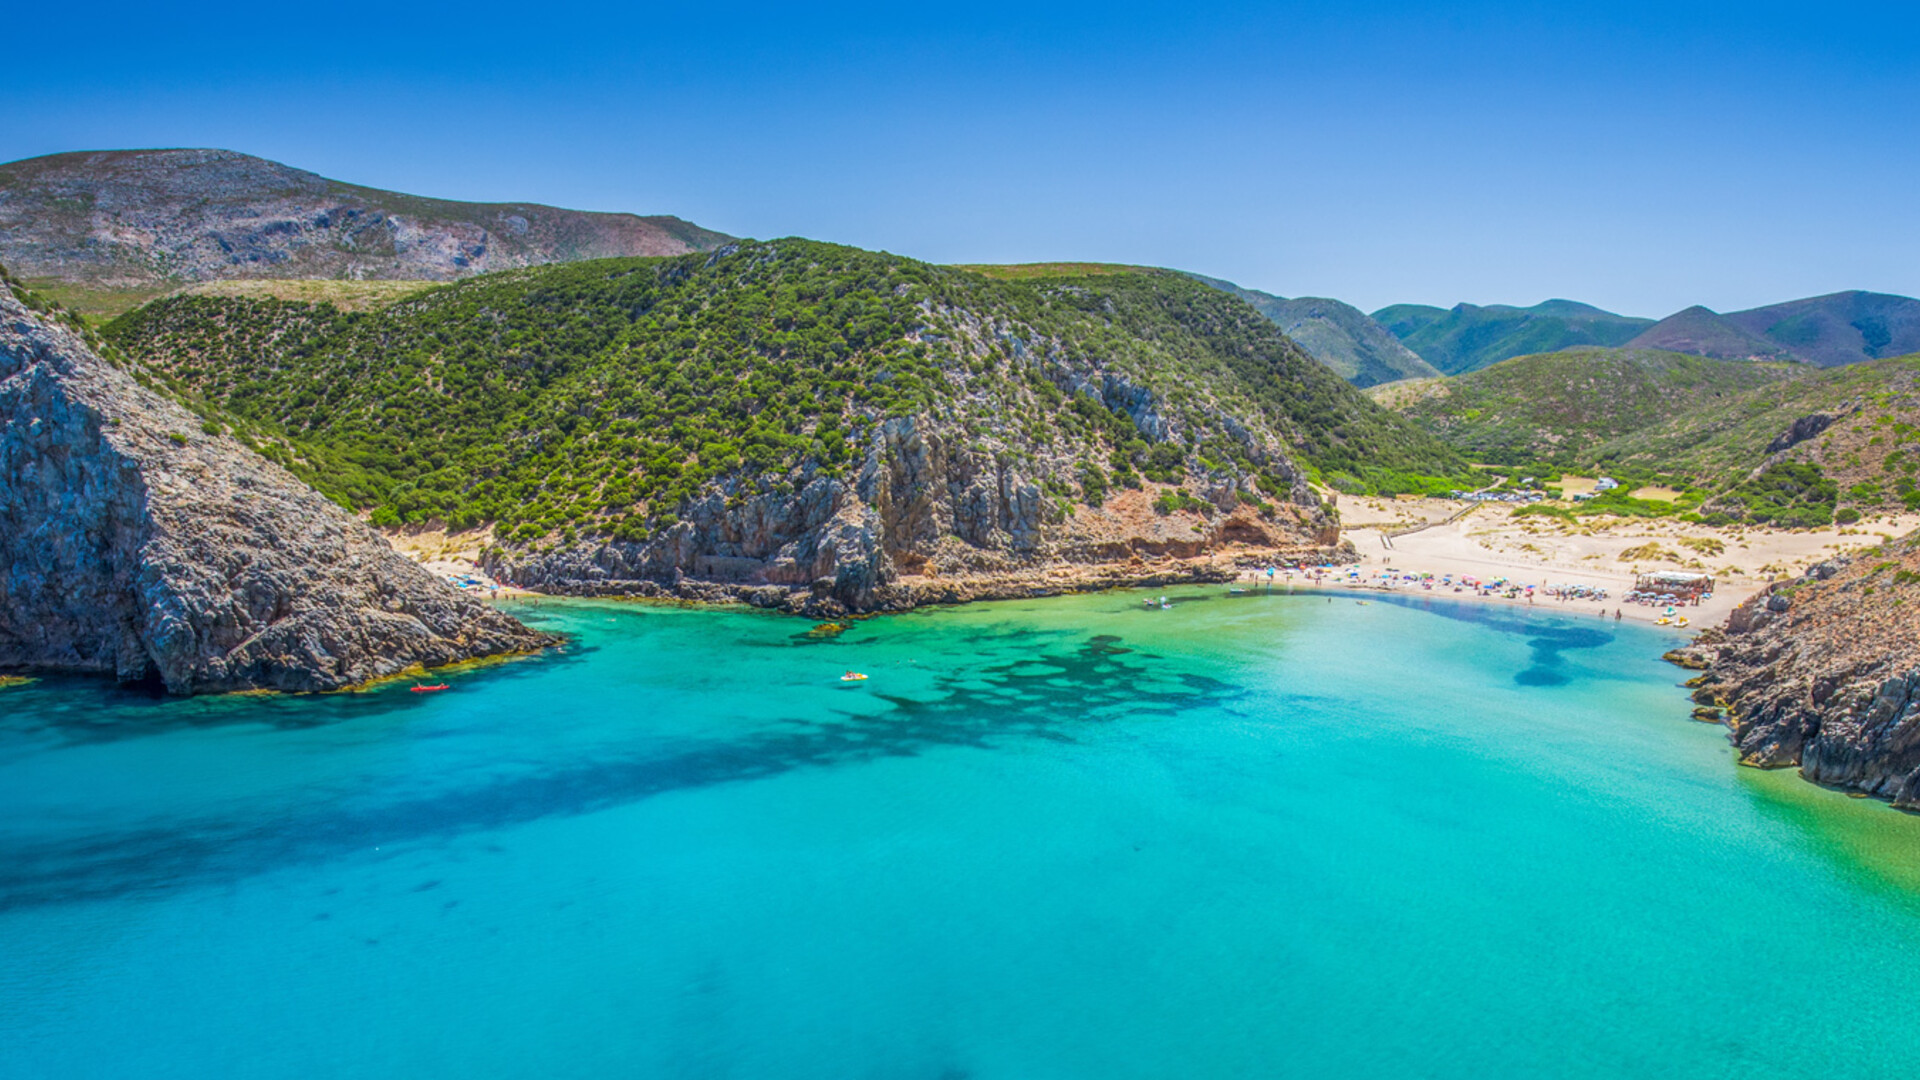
[1317,496,1920,626]
[379,524,539,598]
[373,496,1917,628]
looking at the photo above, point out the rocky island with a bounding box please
[0,279,554,694]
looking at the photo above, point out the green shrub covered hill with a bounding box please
[106,240,1470,607]
[1372,342,1920,529]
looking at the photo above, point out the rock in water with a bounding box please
[1679,537,1920,804]
[0,289,554,694]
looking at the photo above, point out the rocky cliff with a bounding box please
[103,243,1460,616]
[488,414,1342,615]
[1672,535,1920,803]
[0,149,730,315]
[0,283,554,694]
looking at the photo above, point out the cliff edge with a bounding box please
[1672,535,1920,803]
[0,287,555,694]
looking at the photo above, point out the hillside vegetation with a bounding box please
[952,263,1147,281]
[1601,353,1920,523]
[960,265,1436,387]
[107,241,1469,549]
[176,278,438,312]
[1373,343,1920,528]
[1370,300,1653,375]
[1372,347,1805,463]
[1186,275,1438,387]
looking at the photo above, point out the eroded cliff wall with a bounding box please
[0,291,553,693]
[487,415,1340,614]
[1674,538,1920,803]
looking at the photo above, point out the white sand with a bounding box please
[377,524,535,597]
[1321,497,1919,626]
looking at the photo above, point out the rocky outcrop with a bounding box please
[1673,538,1920,804]
[0,289,554,694]
[488,415,1342,616]
[1765,412,1837,455]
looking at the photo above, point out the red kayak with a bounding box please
[410,684,451,693]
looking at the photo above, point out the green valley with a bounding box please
[1371,343,1920,527]
[1370,347,1805,463]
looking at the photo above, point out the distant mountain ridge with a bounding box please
[958,265,1438,387]
[1727,291,1920,365]
[1375,291,1920,373]
[1627,291,1920,367]
[1624,306,1793,362]
[1185,275,1439,387]
[1369,300,1654,375]
[0,148,731,316]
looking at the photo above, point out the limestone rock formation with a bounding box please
[488,415,1339,616]
[1673,536,1920,803]
[1765,412,1836,455]
[0,288,554,694]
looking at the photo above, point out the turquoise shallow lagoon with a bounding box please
[4,589,1920,1078]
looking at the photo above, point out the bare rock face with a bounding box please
[488,413,1340,615]
[0,291,554,693]
[1679,541,1920,804]
[1765,412,1836,455]
[0,149,728,298]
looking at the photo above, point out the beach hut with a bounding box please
[1635,570,1714,600]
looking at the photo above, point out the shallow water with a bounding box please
[3,589,1919,1079]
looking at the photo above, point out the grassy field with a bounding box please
[952,262,1150,280]
[19,279,177,323]
[180,279,441,312]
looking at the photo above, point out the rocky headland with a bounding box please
[486,414,1347,616]
[0,283,555,694]
[103,243,1451,615]
[1671,533,1920,804]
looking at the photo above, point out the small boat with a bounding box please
[1655,617,1671,626]
[410,684,451,693]
[839,672,869,683]
[1676,617,1690,627]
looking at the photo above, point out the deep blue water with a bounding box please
[4,589,1919,1078]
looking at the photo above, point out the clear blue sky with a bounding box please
[5,1,1915,316]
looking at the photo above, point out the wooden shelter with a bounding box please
[1635,570,1714,598]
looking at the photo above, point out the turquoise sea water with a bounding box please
[4,589,1920,1078]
